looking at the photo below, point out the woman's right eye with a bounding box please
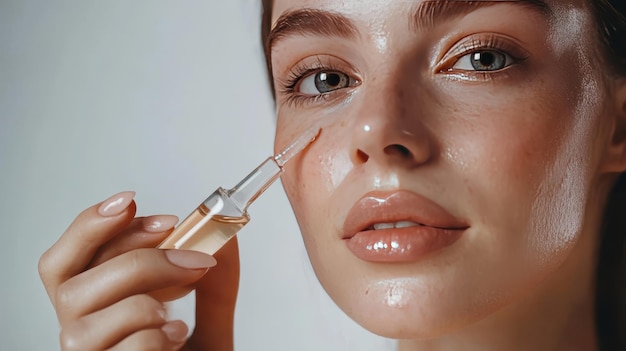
[298,70,355,95]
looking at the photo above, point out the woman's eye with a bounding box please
[452,50,512,71]
[298,71,352,94]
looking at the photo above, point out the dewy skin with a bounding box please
[158,126,320,255]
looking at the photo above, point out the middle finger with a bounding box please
[88,215,178,268]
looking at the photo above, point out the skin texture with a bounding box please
[40,1,626,350]
[271,0,626,350]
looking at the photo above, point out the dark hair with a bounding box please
[597,174,626,349]
[261,0,274,93]
[586,1,626,350]
[261,0,626,349]
[591,0,626,76]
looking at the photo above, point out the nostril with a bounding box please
[356,149,370,163]
[384,144,411,158]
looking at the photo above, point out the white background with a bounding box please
[0,1,394,350]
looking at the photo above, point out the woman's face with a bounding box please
[271,0,615,338]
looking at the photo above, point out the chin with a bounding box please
[325,277,499,339]
[319,249,576,341]
[308,246,543,341]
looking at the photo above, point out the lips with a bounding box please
[342,191,468,263]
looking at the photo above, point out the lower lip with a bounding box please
[345,226,464,263]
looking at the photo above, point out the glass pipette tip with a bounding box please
[157,126,321,256]
[229,126,321,211]
[274,126,321,167]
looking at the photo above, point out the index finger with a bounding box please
[38,191,137,304]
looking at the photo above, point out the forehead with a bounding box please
[271,0,422,24]
[270,0,582,23]
[268,0,593,56]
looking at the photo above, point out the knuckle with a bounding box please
[54,283,75,312]
[129,294,166,324]
[75,205,96,223]
[38,249,55,279]
[126,249,147,272]
[124,249,155,283]
[59,323,85,351]
[37,251,49,277]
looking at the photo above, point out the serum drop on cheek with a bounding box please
[158,127,320,255]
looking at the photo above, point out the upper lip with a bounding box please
[342,190,469,239]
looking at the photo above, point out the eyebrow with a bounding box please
[268,9,358,50]
[410,0,550,30]
[268,1,551,50]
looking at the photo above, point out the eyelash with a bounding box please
[439,35,530,79]
[277,35,529,106]
[278,56,356,107]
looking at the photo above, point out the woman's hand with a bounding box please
[38,191,240,351]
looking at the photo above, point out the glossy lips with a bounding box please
[343,191,469,263]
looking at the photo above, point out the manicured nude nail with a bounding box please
[97,191,135,217]
[161,321,188,343]
[165,250,217,269]
[143,215,179,233]
[157,306,168,321]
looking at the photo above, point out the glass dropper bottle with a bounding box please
[158,127,320,255]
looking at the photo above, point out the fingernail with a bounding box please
[161,320,188,343]
[165,250,217,270]
[143,215,179,233]
[157,305,168,321]
[97,191,135,217]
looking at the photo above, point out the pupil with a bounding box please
[325,73,341,87]
[479,52,495,66]
[470,51,505,71]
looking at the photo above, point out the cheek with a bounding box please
[453,70,602,276]
[524,89,603,269]
[276,111,355,207]
[317,147,353,193]
[277,124,354,237]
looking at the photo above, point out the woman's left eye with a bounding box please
[298,71,354,94]
[452,50,513,71]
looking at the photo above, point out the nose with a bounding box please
[350,87,434,169]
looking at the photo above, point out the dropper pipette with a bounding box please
[158,126,321,255]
